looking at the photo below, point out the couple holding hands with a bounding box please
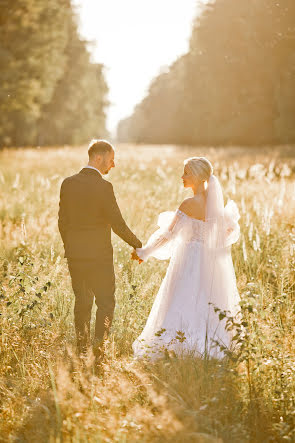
[58,139,240,360]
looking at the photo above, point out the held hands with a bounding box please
[131,249,143,264]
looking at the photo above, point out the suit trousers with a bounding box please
[67,259,115,351]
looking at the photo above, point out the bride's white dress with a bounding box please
[132,200,240,361]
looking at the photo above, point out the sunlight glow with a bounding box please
[74,0,198,134]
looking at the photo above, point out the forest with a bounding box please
[118,1,295,146]
[0,0,108,147]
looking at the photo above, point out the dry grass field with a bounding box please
[0,144,295,442]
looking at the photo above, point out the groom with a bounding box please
[58,139,142,354]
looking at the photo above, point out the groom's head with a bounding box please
[88,139,115,175]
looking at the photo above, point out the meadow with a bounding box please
[0,144,294,442]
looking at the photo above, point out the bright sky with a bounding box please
[74,0,199,135]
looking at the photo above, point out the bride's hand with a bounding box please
[131,249,143,264]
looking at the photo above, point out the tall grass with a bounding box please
[0,144,294,442]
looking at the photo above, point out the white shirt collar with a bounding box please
[84,165,103,177]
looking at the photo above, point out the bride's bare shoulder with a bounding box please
[179,198,194,212]
[178,196,205,220]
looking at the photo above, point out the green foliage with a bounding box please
[0,0,108,147]
[118,0,295,145]
[37,15,109,145]
[5,246,53,324]
[212,280,295,441]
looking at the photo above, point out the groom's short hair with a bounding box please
[88,139,114,159]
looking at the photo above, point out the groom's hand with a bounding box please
[131,249,143,264]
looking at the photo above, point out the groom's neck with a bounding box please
[88,161,102,173]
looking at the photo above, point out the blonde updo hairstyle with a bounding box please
[184,157,213,183]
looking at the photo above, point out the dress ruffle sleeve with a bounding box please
[223,200,240,246]
[204,199,240,250]
[136,210,186,261]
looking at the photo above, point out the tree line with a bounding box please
[0,0,108,147]
[117,0,295,146]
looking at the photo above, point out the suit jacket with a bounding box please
[58,168,142,262]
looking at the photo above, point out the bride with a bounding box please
[131,157,241,360]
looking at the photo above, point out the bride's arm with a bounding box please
[135,209,185,261]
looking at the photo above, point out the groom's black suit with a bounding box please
[58,167,142,350]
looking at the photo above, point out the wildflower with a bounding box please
[255,230,260,250]
[248,222,253,241]
[242,237,247,262]
[240,198,246,215]
[12,173,20,190]
[245,213,250,227]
